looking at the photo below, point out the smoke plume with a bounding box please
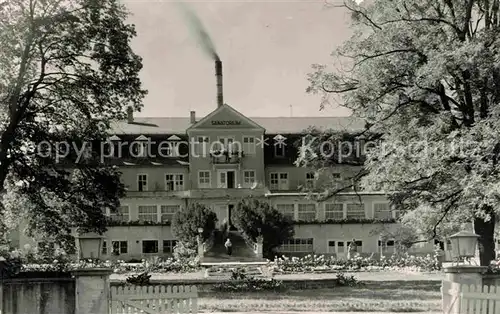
[177,1,220,61]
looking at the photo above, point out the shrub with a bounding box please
[270,252,441,273]
[232,198,294,258]
[126,272,151,285]
[336,272,360,287]
[172,203,217,248]
[173,241,198,260]
[213,270,286,292]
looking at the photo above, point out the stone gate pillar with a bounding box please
[71,268,113,314]
[442,265,487,313]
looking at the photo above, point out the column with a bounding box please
[256,237,263,258]
[71,268,113,314]
[197,235,204,258]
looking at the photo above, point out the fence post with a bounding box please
[71,268,113,314]
[0,257,7,314]
[443,265,487,313]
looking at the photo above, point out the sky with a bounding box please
[122,0,355,118]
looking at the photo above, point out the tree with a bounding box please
[171,203,217,248]
[372,224,419,254]
[304,0,500,265]
[0,0,146,249]
[232,198,294,258]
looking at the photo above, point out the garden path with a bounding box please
[109,270,444,282]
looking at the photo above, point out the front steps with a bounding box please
[201,230,271,279]
[202,230,265,263]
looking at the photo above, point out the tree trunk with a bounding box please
[474,214,496,266]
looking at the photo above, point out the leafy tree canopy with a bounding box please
[232,198,294,258]
[171,203,217,248]
[304,0,500,265]
[0,0,146,249]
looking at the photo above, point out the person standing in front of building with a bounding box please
[225,238,232,255]
[347,239,357,260]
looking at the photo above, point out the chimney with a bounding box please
[190,111,196,124]
[215,60,223,107]
[127,106,133,123]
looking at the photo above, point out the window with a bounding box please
[347,240,363,252]
[378,239,395,253]
[434,239,445,250]
[269,172,288,190]
[346,203,365,219]
[102,241,108,255]
[280,238,313,252]
[274,143,285,157]
[138,205,158,222]
[243,170,256,187]
[276,204,295,220]
[132,141,148,157]
[337,241,345,253]
[198,171,211,188]
[325,203,344,220]
[331,173,341,179]
[373,203,391,219]
[163,240,178,253]
[137,174,148,191]
[163,142,179,157]
[305,172,315,188]
[112,241,128,255]
[195,136,209,156]
[297,204,316,221]
[274,135,286,157]
[218,137,235,152]
[142,240,159,253]
[165,174,184,191]
[160,205,179,223]
[243,136,256,154]
[327,240,346,253]
[110,206,130,222]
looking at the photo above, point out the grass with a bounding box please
[197,281,442,312]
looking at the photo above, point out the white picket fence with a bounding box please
[442,280,500,314]
[110,285,198,314]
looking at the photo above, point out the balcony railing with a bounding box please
[210,150,244,164]
[186,188,268,199]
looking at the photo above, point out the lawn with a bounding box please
[197,281,442,313]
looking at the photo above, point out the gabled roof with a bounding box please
[167,135,181,141]
[110,116,365,135]
[187,104,264,131]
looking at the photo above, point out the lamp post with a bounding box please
[449,231,480,265]
[197,227,204,258]
[72,231,111,314]
[74,231,104,261]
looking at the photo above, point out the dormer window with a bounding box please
[105,135,121,157]
[133,135,149,158]
[163,135,181,157]
[274,135,286,157]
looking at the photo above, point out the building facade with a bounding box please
[17,104,500,261]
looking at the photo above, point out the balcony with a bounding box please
[186,188,268,199]
[210,150,244,164]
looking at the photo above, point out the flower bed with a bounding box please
[19,257,200,274]
[269,253,442,273]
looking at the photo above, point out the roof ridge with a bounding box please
[132,116,358,119]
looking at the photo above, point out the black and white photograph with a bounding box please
[0,0,500,313]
